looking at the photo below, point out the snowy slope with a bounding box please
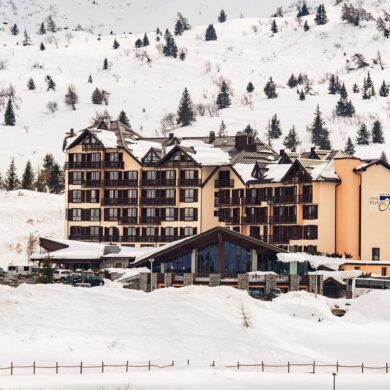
[1,285,390,367]
[0,0,389,173]
[0,190,64,268]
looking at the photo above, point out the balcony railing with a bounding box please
[141,197,176,206]
[139,216,162,224]
[101,235,121,242]
[269,215,297,224]
[104,179,138,187]
[67,161,102,169]
[215,197,242,207]
[69,234,101,242]
[103,161,124,169]
[179,178,202,187]
[82,180,102,188]
[268,235,289,244]
[298,194,313,203]
[119,216,138,225]
[241,197,266,206]
[82,144,104,151]
[215,179,234,188]
[241,215,268,225]
[140,179,176,187]
[101,198,138,206]
[268,195,297,205]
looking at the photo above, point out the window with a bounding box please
[184,208,194,221]
[127,189,137,199]
[109,153,119,162]
[372,248,380,261]
[127,208,137,217]
[303,205,318,220]
[126,171,138,180]
[72,190,82,203]
[382,267,387,276]
[90,226,100,237]
[224,241,251,276]
[184,227,194,236]
[165,170,175,180]
[165,253,192,273]
[72,209,81,221]
[109,171,119,180]
[165,208,175,222]
[91,209,100,222]
[146,189,156,198]
[146,171,156,180]
[91,153,100,162]
[146,208,156,217]
[109,189,119,199]
[165,189,175,198]
[197,243,220,274]
[90,190,99,203]
[109,208,118,219]
[184,189,195,202]
[90,171,100,180]
[73,154,83,162]
[126,227,137,236]
[165,227,175,236]
[303,225,318,240]
[184,170,195,179]
[71,172,83,185]
[146,227,156,236]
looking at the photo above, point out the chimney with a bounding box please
[169,133,174,140]
[235,132,248,151]
[209,131,216,143]
[279,149,285,156]
[70,128,75,137]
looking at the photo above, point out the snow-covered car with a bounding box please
[72,273,105,287]
[53,269,74,282]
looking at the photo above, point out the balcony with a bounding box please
[82,144,104,151]
[67,161,102,169]
[241,197,266,206]
[298,193,313,203]
[268,235,289,244]
[103,161,124,169]
[241,215,268,225]
[139,216,162,224]
[141,197,176,206]
[269,215,297,224]
[140,179,176,187]
[249,234,269,242]
[104,179,138,187]
[82,180,102,188]
[119,216,138,225]
[215,197,242,207]
[69,234,101,242]
[179,178,202,187]
[101,235,121,242]
[101,198,138,206]
[215,179,234,188]
[268,195,297,205]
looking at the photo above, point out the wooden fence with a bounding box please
[1,360,389,376]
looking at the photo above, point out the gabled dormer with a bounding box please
[142,147,162,165]
[282,160,312,183]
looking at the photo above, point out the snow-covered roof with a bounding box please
[127,139,163,160]
[232,163,256,183]
[277,253,348,270]
[263,164,291,182]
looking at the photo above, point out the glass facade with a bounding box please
[165,253,192,273]
[197,243,220,274]
[224,242,251,276]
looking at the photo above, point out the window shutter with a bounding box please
[67,209,72,221]
[81,191,86,203]
[160,208,166,219]
[174,227,178,236]
[179,208,185,221]
[68,190,73,203]
[180,170,185,179]
[180,189,185,202]
[104,208,109,221]
[194,190,198,202]
[180,227,184,236]
[174,208,178,221]
[193,208,198,221]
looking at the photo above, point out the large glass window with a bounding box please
[165,253,192,273]
[197,243,219,274]
[224,241,251,276]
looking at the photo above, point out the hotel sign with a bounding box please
[369,194,390,212]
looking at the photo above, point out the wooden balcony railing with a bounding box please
[140,179,176,187]
[269,215,297,224]
[104,179,138,187]
[215,179,234,188]
[179,178,202,187]
[140,197,176,206]
[101,198,138,206]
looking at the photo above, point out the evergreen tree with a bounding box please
[21,160,35,190]
[216,81,231,109]
[352,83,359,93]
[101,90,110,105]
[287,74,298,88]
[174,19,184,36]
[177,88,195,126]
[270,114,282,139]
[162,30,178,58]
[5,159,20,191]
[92,88,103,104]
[179,51,186,61]
[113,38,120,49]
[336,96,355,117]
[308,105,330,149]
[299,89,306,100]
[218,9,227,23]
[362,72,375,99]
[40,42,45,51]
[314,4,328,25]
[246,82,255,93]
[298,2,310,17]
[264,77,278,99]
[103,57,109,70]
[23,30,32,46]
[46,75,56,91]
[380,151,388,164]
[64,85,79,110]
[38,256,54,284]
[344,137,355,155]
[244,124,255,135]
[355,123,370,145]
[88,75,93,83]
[205,24,217,41]
[339,82,348,99]
[271,19,278,34]
[10,24,19,36]
[39,22,46,35]
[47,162,64,193]
[118,110,130,127]
[4,99,16,126]
[46,15,57,33]
[303,20,310,31]
[143,33,149,46]
[283,126,301,152]
[176,13,191,32]
[218,120,227,136]
[27,78,36,90]
[372,120,385,144]
[135,38,143,48]
[379,81,389,97]
[328,74,339,95]
[35,169,46,192]
[297,73,304,85]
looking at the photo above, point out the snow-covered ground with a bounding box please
[0,0,389,172]
[0,190,63,268]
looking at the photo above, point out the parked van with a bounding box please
[7,265,39,277]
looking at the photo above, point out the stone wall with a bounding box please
[183,273,195,286]
[237,274,249,290]
[209,274,221,287]
[265,274,277,294]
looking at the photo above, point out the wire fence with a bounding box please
[1,360,389,376]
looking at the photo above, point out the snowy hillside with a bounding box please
[0,0,389,173]
[0,190,63,268]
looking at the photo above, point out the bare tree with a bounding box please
[240,303,252,328]
[64,85,79,110]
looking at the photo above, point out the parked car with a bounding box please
[7,265,39,278]
[64,273,82,285]
[68,273,104,287]
[53,269,74,283]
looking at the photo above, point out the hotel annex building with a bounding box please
[64,120,390,261]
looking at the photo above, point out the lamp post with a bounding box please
[150,259,154,292]
[315,266,318,298]
[332,372,337,390]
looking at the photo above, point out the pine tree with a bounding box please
[103,58,109,70]
[21,160,35,190]
[179,51,186,61]
[372,120,385,144]
[362,72,375,99]
[380,151,388,164]
[379,81,389,97]
[205,24,217,41]
[244,124,255,135]
[314,4,328,25]
[65,85,79,110]
[38,256,54,284]
[303,20,310,31]
[40,42,45,51]
[101,90,110,105]
[175,19,184,36]
[177,13,191,32]
[91,88,103,104]
[143,33,149,47]
[46,75,56,91]
[5,159,20,191]
[88,75,93,83]
[283,126,301,152]
[47,163,64,194]
[355,123,370,145]
[297,73,304,85]
[23,30,32,46]
[309,105,330,148]
[299,89,306,100]
[177,88,195,126]
[118,110,130,127]
[162,30,178,58]
[10,24,19,36]
[113,38,120,49]
[270,114,282,139]
[336,96,355,117]
[246,82,255,93]
[298,2,310,17]
[352,83,359,93]
[216,81,231,109]
[135,38,143,48]
[39,22,46,35]
[344,137,355,155]
[271,19,278,34]
[27,78,36,90]
[328,74,339,95]
[287,74,298,88]
[218,120,227,136]
[35,169,46,192]
[46,15,57,33]
[339,82,348,99]
[4,99,16,126]
[218,9,227,23]
[264,77,278,99]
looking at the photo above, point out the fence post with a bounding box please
[336,361,339,373]
[80,361,83,375]
[261,361,264,372]
[56,362,58,374]
[386,363,388,374]
[148,360,151,371]
[126,361,128,373]
[361,363,364,374]
[172,361,174,367]
[33,361,36,375]
[10,362,13,376]
[101,361,104,374]
[288,362,290,373]
[313,361,316,374]
[187,359,190,366]
[211,361,215,367]
[237,362,240,370]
